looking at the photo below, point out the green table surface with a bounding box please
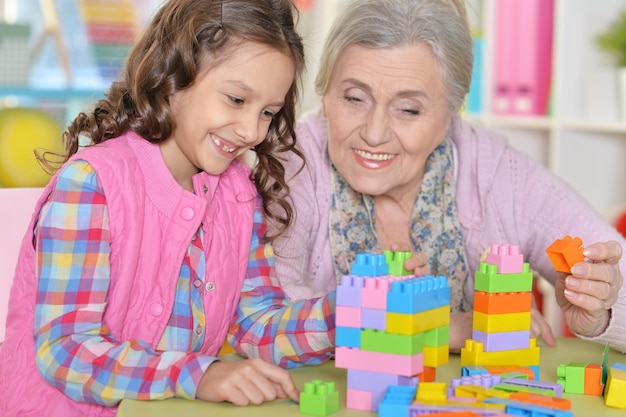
[117,337,626,416]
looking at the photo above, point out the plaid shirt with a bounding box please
[34,160,335,406]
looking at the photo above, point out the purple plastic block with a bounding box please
[451,373,502,389]
[472,329,531,352]
[347,369,418,392]
[361,307,386,330]
[337,275,365,307]
[502,377,564,397]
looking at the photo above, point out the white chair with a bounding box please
[0,187,44,343]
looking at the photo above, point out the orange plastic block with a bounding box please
[509,392,571,410]
[584,363,603,396]
[474,291,533,315]
[417,366,436,382]
[484,365,535,380]
[546,236,584,273]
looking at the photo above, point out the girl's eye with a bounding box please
[229,95,244,105]
[261,110,275,121]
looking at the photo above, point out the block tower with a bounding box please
[335,251,451,412]
[460,244,540,376]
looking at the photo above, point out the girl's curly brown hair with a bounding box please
[39,0,305,241]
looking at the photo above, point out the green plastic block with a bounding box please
[360,328,425,355]
[383,250,412,276]
[556,362,586,394]
[299,380,339,416]
[424,325,450,347]
[474,262,533,293]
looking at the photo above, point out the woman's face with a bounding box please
[322,44,452,203]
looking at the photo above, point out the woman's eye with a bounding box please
[401,108,420,116]
[229,95,244,105]
[344,95,363,104]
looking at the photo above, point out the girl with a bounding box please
[0,1,335,416]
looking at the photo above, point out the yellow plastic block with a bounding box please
[460,338,540,367]
[424,344,449,367]
[454,385,511,400]
[387,305,450,335]
[473,311,531,333]
[416,382,447,402]
[605,367,626,409]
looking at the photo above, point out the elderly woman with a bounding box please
[272,0,626,352]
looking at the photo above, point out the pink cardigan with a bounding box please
[272,108,626,352]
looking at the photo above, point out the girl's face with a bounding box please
[161,42,295,189]
[322,44,452,204]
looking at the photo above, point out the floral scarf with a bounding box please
[328,137,472,313]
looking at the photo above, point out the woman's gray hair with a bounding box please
[315,0,473,115]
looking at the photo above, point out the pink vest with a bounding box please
[0,132,257,416]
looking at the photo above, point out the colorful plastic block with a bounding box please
[424,324,450,347]
[424,344,449,367]
[334,346,423,377]
[378,385,416,417]
[500,377,563,397]
[346,388,373,412]
[346,369,417,393]
[509,392,571,410]
[336,275,364,307]
[386,305,450,335]
[335,326,360,348]
[383,250,412,276]
[299,380,339,416]
[605,365,626,409]
[473,291,533,315]
[416,366,436,382]
[545,236,584,274]
[556,362,586,394]
[451,373,503,389]
[485,243,524,273]
[472,329,531,352]
[351,253,389,276]
[335,305,361,328]
[484,397,573,417]
[474,262,533,293]
[386,275,450,314]
[460,338,540,368]
[360,328,424,355]
[416,382,447,402]
[472,311,531,333]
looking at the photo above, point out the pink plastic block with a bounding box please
[485,243,524,274]
[335,346,424,377]
[346,388,373,412]
[361,277,391,310]
[336,305,362,328]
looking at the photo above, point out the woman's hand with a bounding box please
[196,359,299,406]
[554,240,623,337]
[388,242,430,276]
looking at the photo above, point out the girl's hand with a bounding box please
[554,240,623,337]
[196,359,299,406]
[530,307,556,347]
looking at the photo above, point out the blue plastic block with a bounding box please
[461,366,488,376]
[378,385,416,417]
[335,326,361,348]
[386,275,450,314]
[351,253,389,276]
